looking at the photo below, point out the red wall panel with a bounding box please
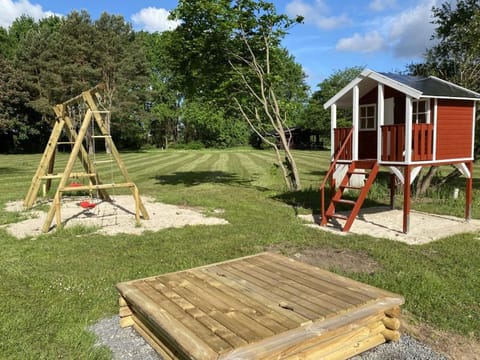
[436,99,474,160]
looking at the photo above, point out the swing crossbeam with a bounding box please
[60,182,135,193]
[24,84,150,233]
[40,172,97,180]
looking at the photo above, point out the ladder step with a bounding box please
[327,213,348,220]
[57,141,75,145]
[91,135,111,139]
[94,160,114,164]
[341,185,363,190]
[333,199,356,206]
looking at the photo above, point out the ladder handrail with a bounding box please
[320,127,354,225]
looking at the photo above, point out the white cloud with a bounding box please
[131,7,180,33]
[335,0,440,58]
[387,0,438,57]
[0,0,56,28]
[286,0,351,30]
[369,0,397,12]
[336,31,385,53]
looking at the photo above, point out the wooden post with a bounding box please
[377,84,384,161]
[403,166,411,233]
[42,111,94,232]
[390,173,396,209]
[352,85,359,161]
[331,104,337,159]
[83,91,149,220]
[465,161,473,221]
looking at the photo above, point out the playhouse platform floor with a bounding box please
[299,207,480,245]
[117,252,404,360]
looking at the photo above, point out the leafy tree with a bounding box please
[168,0,308,189]
[93,13,150,149]
[0,56,36,152]
[299,67,362,145]
[408,0,480,194]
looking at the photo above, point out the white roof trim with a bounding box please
[324,68,422,109]
[421,95,480,101]
[323,72,365,109]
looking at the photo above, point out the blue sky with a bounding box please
[0,0,444,90]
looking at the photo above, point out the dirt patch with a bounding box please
[299,207,480,244]
[2,195,228,239]
[401,312,480,360]
[266,244,381,274]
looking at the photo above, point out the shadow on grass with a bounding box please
[154,171,251,187]
[274,187,321,214]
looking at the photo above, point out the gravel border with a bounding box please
[89,316,448,360]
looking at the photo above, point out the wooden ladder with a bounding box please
[321,160,379,232]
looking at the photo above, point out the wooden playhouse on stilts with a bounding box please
[320,69,479,233]
[24,85,149,232]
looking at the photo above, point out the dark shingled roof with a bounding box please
[380,72,480,99]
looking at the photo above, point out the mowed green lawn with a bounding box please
[0,149,479,359]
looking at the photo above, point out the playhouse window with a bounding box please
[412,99,430,124]
[359,104,376,130]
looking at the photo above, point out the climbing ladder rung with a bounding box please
[341,185,363,190]
[57,141,75,145]
[40,172,97,180]
[322,160,379,232]
[328,213,348,220]
[91,135,111,139]
[94,160,114,164]
[333,199,356,206]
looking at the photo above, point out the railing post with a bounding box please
[331,103,337,159]
[405,96,413,163]
[352,85,359,161]
[377,84,384,161]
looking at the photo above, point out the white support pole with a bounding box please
[377,84,384,161]
[331,103,337,159]
[405,96,413,163]
[352,85,359,161]
[433,98,438,161]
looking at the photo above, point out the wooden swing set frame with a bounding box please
[24,84,150,233]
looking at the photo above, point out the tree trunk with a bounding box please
[415,166,437,197]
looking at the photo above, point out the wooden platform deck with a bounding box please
[116,252,404,360]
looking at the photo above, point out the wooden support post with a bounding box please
[24,118,65,209]
[42,111,94,233]
[83,91,149,220]
[390,173,396,209]
[465,161,473,221]
[403,166,411,234]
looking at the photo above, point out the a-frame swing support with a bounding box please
[24,85,150,233]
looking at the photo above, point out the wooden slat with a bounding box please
[159,273,278,341]
[220,302,396,360]
[117,281,222,359]
[227,260,333,317]
[265,253,402,301]
[218,262,322,320]
[258,254,379,303]
[117,253,405,360]
[147,279,249,348]
[194,268,300,330]
[182,270,289,334]
[246,255,368,309]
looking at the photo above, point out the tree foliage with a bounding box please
[299,67,362,140]
[0,4,308,154]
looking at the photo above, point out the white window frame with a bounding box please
[359,104,376,131]
[412,99,430,124]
